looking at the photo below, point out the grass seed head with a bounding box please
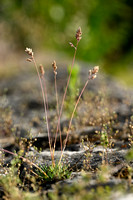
[92,66,99,74]
[26,58,32,62]
[39,64,45,76]
[89,66,99,80]
[25,47,34,56]
[69,42,77,50]
[76,27,82,42]
[52,60,57,75]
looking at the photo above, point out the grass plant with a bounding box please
[0,27,99,189]
[0,27,133,200]
[24,27,99,179]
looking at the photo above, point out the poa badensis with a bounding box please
[25,27,99,178]
[0,28,99,182]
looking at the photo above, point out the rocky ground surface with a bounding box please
[0,65,133,199]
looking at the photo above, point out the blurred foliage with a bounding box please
[65,64,80,116]
[0,0,133,83]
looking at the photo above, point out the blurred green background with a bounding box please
[0,0,133,86]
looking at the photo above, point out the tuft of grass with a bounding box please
[36,163,71,182]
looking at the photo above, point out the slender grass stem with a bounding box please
[53,73,63,153]
[54,74,59,116]
[32,56,53,164]
[59,78,89,164]
[41,76,49,112]
[55,41,79,149]
[41,76,51,141]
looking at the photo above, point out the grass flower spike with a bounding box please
[25,47,34,56]
[89,66,99,80]
[40,64,45,76]
[76,27,82,42]
[52,60,57,75]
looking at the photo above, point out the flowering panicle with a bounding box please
[76,27,82,42]
[25,48,34,56]
[39,64,45,76]
[88,66,99,80]
[52,60,57,75]
[69,42,77,50]
[25,48,34,62]
[26,58,32,62]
